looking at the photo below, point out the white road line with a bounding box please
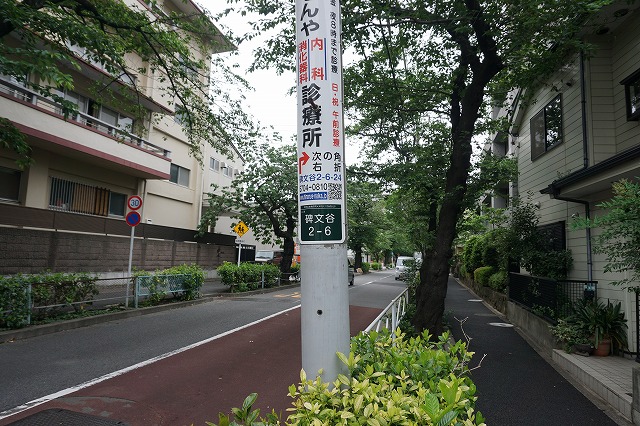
[0,305,301,421]
[361,273,394,286]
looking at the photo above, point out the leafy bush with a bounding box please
[370,262,381,270]
[459,263,468,279]
[463,235,488,274]
[208,330,485,426]
[134,264,205,304]
[487,270,508,292]
[158,264,204,300]
[0,276,30,329]
[473,266,494,287]
[360,262,370,273]
[216,262,281,292]
[0,272,99,328]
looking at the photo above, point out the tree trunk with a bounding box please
[280,237,295,281]
[412,51,501,336]
[354,246,363,270]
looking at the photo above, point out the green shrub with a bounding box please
[208,330,485,426]
[134,264,205,304]
[463,235,484,273]
[473,266,494,287]
[488,270,508,292]
[360,262,370,273]
[0,272,99,328]
[158,264,204,300]
[459,263,468,279]
[216,262,281,292]
[0,276,30,329]
[370,262,381,270]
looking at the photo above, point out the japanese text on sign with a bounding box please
[296,0,346,244]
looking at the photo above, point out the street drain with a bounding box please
[489,322,514,327]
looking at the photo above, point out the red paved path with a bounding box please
[3,305,380,426]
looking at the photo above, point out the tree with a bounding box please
[346,179,387,269]
[574,179,640,289]
[222,0,612,336]
[199,143,298,275]
[0,0,257,167]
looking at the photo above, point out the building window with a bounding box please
[222,164,233,178]
[170,163,190,187]
[621,69,640,121]
[210,157,220,172]
[174,103,188,126]
[49,176,124,216]
[0,166,22,202]
[109,192,126,217]
[530,95,563,160]
[538,221,566,251]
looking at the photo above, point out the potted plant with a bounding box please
[572,300,628,356]
[550,318,593,355]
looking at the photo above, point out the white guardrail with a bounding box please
[365,287,409,336]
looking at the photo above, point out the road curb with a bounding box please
[0,283,300,343]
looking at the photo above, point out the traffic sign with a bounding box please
[125,211,141,227]
[233,221,249,237]
[127,195,142,210]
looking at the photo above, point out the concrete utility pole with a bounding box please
[295,0,350,382]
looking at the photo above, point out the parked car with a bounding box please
[395,256,416,281]
[254,250,285,265]
[348,260,355,286]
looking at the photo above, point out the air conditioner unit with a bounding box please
[234,169,241,176]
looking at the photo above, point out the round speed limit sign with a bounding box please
[127,195,143,210]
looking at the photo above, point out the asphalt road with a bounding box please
[0,271,403,423]
[445,277,621,426]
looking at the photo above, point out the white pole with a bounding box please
[300,244,350,381]
[295,0,349,384]
[237,243,242,266]
[126,225,134,307]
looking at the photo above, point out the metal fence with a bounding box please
[365,288,410,337]
[1,275,205,327]
[508,273,597,323]
[134,274,198,308]
[18,277,131,325]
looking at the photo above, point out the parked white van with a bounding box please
[394,256,416,280]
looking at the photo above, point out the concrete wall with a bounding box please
[0,227,236,276]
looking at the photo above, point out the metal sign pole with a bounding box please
[125,195,142,308]
[126,225,134,308]
[296,0,349,383]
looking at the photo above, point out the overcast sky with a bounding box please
[199,1,298,143]
[198,0,363,165]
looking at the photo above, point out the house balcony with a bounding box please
[0,78,171,179]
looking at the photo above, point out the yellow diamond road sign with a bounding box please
[233,221,249,237]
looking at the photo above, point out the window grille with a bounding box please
[49,177,125,217]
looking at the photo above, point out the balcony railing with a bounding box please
[0,78,170,158]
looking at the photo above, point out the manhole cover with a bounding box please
[489,322,514,327]
[468,299,483,302]
[8,409,127,425]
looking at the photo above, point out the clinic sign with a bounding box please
[296,0,346,244]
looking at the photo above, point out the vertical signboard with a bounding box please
[296,0,346,244]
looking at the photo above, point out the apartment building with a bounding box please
[488,1,640,350]
[0,0,250,274]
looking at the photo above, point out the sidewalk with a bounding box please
[447,276,632,425]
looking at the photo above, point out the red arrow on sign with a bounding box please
[298,151,310,174]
